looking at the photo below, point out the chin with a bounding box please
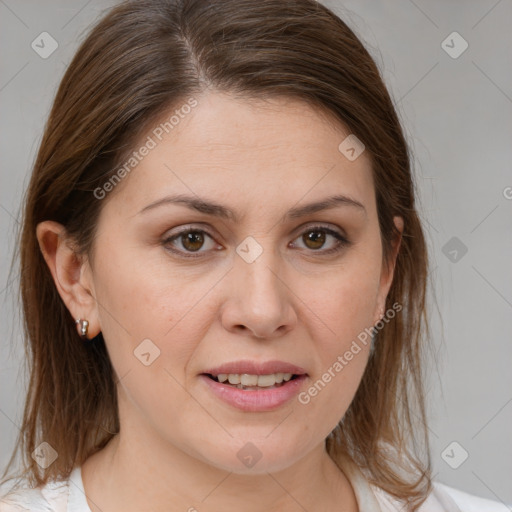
[192,433,313,475]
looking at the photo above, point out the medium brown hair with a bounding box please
[2,0,433,508]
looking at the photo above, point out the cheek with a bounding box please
[296,273,376,430]
[92,243,223,379]
[293,244,381,418]
[90,250,217,436]
[297,345,369,442]
[305,249,382,353]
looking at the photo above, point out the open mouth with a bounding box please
[203,372,301,390]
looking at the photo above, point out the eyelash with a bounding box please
[162,224,351,259]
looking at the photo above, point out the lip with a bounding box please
[200,373,308,412]
[203,360,307,376]
[200,359,308,412]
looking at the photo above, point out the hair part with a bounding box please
[2,0,432,509]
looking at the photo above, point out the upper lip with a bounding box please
[203,360,307,376]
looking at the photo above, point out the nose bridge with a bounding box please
[227,234,293,335]
[235,234,284,304]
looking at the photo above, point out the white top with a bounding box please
[0,455,509,511]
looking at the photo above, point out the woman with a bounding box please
[0,0,507,510]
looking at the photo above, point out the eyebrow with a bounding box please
[137,193,366,221]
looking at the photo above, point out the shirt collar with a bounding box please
[336,453,385,511]
[68,466,92,511]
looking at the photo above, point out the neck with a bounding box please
[82,418,358,512]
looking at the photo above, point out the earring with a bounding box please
[75,318,89,339]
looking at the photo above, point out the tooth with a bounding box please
[240,374,258,386]
[228,374,241,384]
[257,374,277,387]
[217,372,296,387]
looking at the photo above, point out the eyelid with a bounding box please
[292,221,346,238]
[162,223,217,243]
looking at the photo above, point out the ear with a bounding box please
[35,220,101,339]
[373,216,403,325]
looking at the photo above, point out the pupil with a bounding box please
[183,232,204,251]
[304,230,325,249]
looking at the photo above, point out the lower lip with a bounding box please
[200,374,307,412]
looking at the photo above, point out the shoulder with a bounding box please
[429,481,510,512]
[336,450,509,512]
[372,480,510,512]
[0,477,69,512]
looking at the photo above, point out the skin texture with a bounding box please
[37,91,403,512]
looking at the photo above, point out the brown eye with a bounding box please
[163,228,218,258]
[291,225,350,255]
[302,229,326,250]
[181,231,205,252]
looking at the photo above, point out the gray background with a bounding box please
[1,0,511,505]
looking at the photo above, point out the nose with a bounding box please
[220,243,297,340]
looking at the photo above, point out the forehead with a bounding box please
[104,91,375,218]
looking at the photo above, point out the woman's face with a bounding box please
[80,91,401,473]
